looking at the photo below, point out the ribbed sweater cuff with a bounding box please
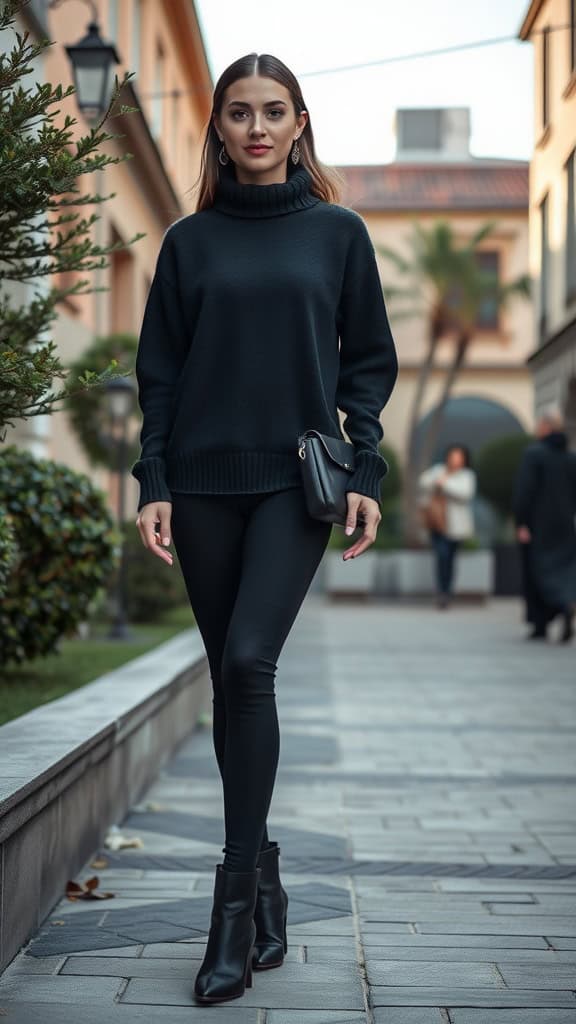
[344,450,389,505]
[132,457,173,511]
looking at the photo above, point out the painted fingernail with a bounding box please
[345,526,353,535]
[163,537,170,546]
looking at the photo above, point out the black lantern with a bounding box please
[64,20,120,121]
[48,0,121,123]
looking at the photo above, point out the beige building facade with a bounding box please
[520,0,576,440]
[338,109,534,465]
[2,0,212,509]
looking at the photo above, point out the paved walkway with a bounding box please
[1,598,575,1022]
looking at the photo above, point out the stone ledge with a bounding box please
[0,629,210,972]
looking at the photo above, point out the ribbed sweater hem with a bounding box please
[166,450,302,497]
[133,449,389,511]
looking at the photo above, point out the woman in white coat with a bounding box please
[419,445,477,608]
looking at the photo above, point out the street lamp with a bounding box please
[48,0,120,124]
[103,375,136,641]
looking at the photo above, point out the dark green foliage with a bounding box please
[113,521,190,624]
[476,432,534,520]
[65,333,139,468]
[379,440,402,502]
[0,509,17,598]
[0,447,117,664]
[0,0,143,435]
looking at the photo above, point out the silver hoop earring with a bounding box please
[218,143,229,166]
[291,138,301,165]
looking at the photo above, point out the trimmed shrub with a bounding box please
[379,440,402,503]
[65,333,139,469]
[0,508,17,599]
[115,521,190,623]
[0,447,117,665]
[476,432,534,521]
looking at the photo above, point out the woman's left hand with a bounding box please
[342,492,381,560]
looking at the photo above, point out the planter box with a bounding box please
[324,550,378,596]
[324,549,494,598]
[0,630,210,973]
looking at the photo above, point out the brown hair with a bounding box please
[189,53,344,211]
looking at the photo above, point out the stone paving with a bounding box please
[1,597,575,1022]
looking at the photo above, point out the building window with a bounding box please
[571,0,576,74]
[475,251,500,329]
[566,149,576,304]
[131,0,141,79]
[151,43,164,140]
[542,25,550,130]
[540,193,550,341]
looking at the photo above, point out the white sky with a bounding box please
[195,0,535,165]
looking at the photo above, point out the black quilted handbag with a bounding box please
[297,429,365,528]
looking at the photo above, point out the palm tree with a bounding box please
[377,222,531,546]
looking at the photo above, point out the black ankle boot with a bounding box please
[194,864,260,1004]
[253,841,289,970]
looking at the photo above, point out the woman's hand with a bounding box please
[136,501,174,566]
[342,492,381,560]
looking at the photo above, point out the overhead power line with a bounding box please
[298,25,570,78]
[139,23,571,99]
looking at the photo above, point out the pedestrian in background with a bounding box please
[513,407,576,643]
[419,445,477,608]
[132,53,398,1005]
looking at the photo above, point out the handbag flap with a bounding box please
[300,429,355,471]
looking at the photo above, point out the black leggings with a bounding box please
[170,486,332,872]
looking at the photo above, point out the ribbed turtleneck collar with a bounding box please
[212,161,321,218]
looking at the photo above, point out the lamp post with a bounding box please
[103,376,136,640]
[48,0,120,125]
[49,0,121,334]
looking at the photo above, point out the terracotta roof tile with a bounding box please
[336,162,529,211]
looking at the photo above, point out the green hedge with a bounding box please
[0,509,17,599]
[379,440,402,502]
[0,447,117,665]
[476,432,534,520]
[112,521,190,623]
[64,333,139,469]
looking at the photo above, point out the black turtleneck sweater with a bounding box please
[131,161,398,512]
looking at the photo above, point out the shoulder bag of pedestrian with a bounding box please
[420,486,448,534]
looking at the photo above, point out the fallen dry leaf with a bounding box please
[65,875,115,901]
[90,856,110,869]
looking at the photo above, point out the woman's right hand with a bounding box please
[136,501,174,566]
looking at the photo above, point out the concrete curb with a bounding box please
[0,629,210,972]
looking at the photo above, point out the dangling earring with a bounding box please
[291,138,301,165]
[218,143,229,166]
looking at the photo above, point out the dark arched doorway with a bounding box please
[413,395,527,465]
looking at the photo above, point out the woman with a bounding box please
[132,53,398,1004]
[419,445,476,608]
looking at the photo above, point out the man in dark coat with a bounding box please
[513,408,576,642]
